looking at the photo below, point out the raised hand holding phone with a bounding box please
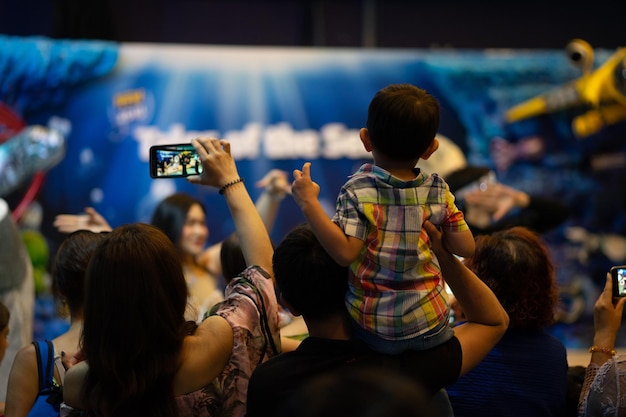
[149,143,202,178]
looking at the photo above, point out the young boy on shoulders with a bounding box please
[291,83,474,354]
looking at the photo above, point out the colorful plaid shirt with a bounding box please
[332,163,468,340]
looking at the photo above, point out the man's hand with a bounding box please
[423,220,445,257]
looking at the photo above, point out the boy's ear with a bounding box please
[280,294,302,317]
[359,128,373,152]
[421,138,439,160]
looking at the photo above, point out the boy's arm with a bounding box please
[292,162,363,266]
[442,229,475,258]
[423,220,508,377]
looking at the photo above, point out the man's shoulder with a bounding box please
[252,337,366,379]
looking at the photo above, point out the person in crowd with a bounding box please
[61,137,281,417]
[246,221,509,417]
[277,367,438,417]
[5,230,107,417]
[0,198,34,410]
[0,301,9,415]
[446,226,569,417]
[291,83,475,356]
[445,165,570,235]
[53,168,290,323]
[577,271,626,417]
[218,233,298,351]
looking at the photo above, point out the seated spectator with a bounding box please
[246,221,509,417]
[0,198,34,409]
[61,137,281,417]
[5,230,107,417]
[446,226,569,417]
[577,272,626,416]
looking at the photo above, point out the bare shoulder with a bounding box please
[12,343,37,371]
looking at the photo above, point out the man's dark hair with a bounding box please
[273,223,348,320]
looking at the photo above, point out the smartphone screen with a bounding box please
[611,266,626,297]
[149,144,202,178]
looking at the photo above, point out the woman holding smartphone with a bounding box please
[53,168,290,322]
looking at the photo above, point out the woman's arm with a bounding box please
[53,207,112,234]
[578,273,626,415]
[189,138,274,282]
[198,169,290,276]
[423,220,509,377]
[173,315,234,395]
[4,345,39,417]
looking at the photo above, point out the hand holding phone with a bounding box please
[611,265,626,298]
[149,144,202,178]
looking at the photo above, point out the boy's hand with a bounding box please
[291,162,321,209]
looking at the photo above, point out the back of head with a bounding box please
[278,367,436,417]
[150,193,205,245]
[82,223,190,417]
[463,226,558,329]
[220,234,246,284]
[273,223,348,320]
[51,230,108,317]
[366,83,439,161]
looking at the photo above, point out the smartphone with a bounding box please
[149,143,202,178]
[611,265,626,297]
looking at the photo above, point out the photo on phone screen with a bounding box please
[149,144,202,178]
[611,265,626,297]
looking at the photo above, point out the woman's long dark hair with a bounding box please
[81,223,195,417]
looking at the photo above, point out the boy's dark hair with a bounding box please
[273,223,348,320]
[366,83,439,161]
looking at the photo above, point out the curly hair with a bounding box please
[462,226,558,329]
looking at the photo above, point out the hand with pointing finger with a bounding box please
[291,162,321,211]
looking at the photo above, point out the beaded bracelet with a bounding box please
[219,178,244,195]
[589,345,616,355]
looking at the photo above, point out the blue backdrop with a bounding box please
[2,36,626,344]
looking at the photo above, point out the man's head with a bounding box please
[273,223,348,320]
[364,84,440,161]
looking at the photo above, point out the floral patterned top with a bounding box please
[60,265,281,417]
[176,265,281,417]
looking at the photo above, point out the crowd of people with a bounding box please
[0,83,624,417]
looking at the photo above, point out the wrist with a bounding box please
[219,178,244,195]
[590,345,616,356]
